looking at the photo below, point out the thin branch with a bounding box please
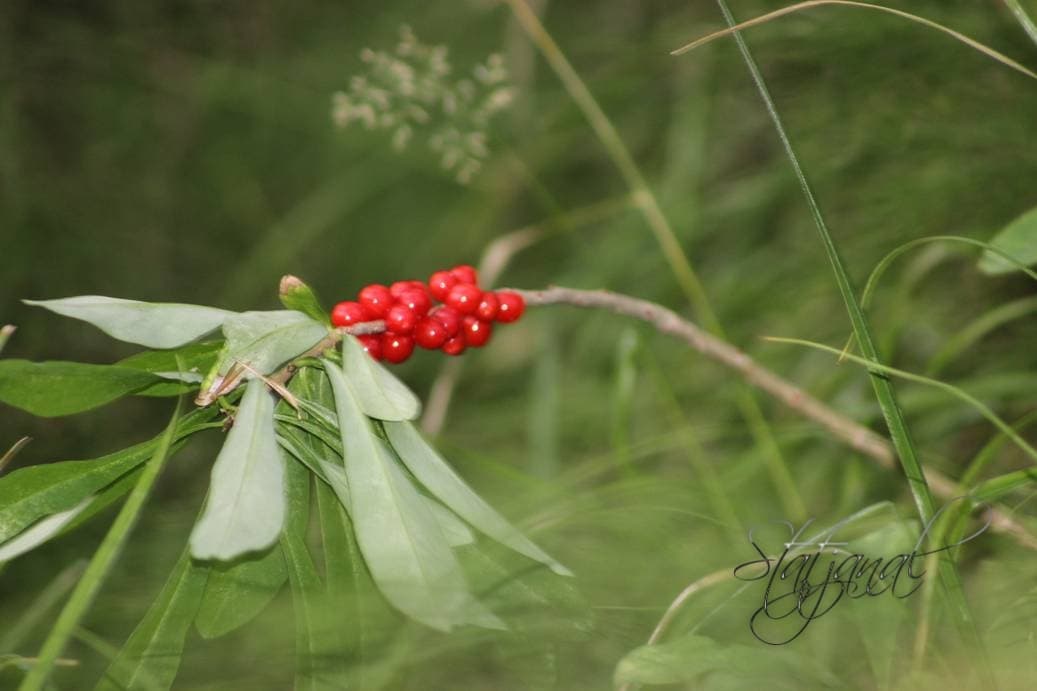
[512,286,1037,551]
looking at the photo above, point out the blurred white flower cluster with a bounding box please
[332,25,514,184]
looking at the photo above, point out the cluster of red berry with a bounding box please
[330,265,525,364]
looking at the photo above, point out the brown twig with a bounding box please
[512,286,1037,551]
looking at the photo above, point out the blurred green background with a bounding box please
[2,0,1037,688]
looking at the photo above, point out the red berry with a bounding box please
[446,283,482,314]
[427,270,458,301]
[462,315,493,347]
[397,288,432,316]
[389,281,412,298]
[441,335,466,356]
[495,291,525,323]
[390,280,428,299]
[382,333,414,364]
[356,334,383,360]
[475,292,499,321]
[331,301,373,327]
[450,264,479,286]
[358,284,393,318]
[414,318,448,349]
[386,304,417,333]
[431,306,461,337]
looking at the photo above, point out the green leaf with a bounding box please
[95,549,210,691]
[219,310,328,377]
[189,379,286,561]
[23,296,232,349]
[194,545,287,639]
[0,360,162,417]
[0,442,154,545]
[280,449,337,691]
[279,275,331,326]
[340,335,420,421]
[979,206,1037,275]
[315,481,371,687]
[324,358,502,631]
[278,431,472,548]
[0,497,92,563]
[0,407,217,544]
[384,421,571,577]
[971,467,1037,503]
[118,342,223,397]
[614,634,840,687]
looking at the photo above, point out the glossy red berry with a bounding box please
[475,292,499,321]
[386,304,417,334]
[358,284,393,318]
[331,301,373,327]
[397,288,432,316]
[414,318,448,349]
[446,283,482,314]
[390,280,428,298]
[389,280,412,299]
[382,333,414,364]
[450,264,478,286]
[356,334,383,360]
[441,335,466,356]
[431,306,461,337]
[427,270,458,301]
[462,315,493,347]
[495,291,525,323]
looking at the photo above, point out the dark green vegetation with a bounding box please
[2,1,1037,689]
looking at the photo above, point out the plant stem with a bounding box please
[1003,0,1037,47]
[504,0,806,521]
[710,0,990,680]
[18,405,181,691]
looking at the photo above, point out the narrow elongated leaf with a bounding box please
[306,446,470,547]
[340,335,420,421]
[424,499,475,547]
[220,311,328,377]
[24,296,232,348]
[95,549,210,691]
[979,206,1037,274]
[0,497,92,563]
[280,449,334,691]
[324,359,502,631]
[119,342,223,396]
[0,407,217,544]
[278,430,472,547]
[190,379,286,561]
[315,481,367,688]
[194,545,287,639]
[0,360,162,416]
[0,442,153,544]
[384,421,572,577]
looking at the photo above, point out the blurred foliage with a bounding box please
[2,0,1037,689]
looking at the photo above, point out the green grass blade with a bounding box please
[673,1,1037,81]
[1003,0,1037,46]
[766,336,1037,467]
[709,0,989,676]
[18,402,183,691]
